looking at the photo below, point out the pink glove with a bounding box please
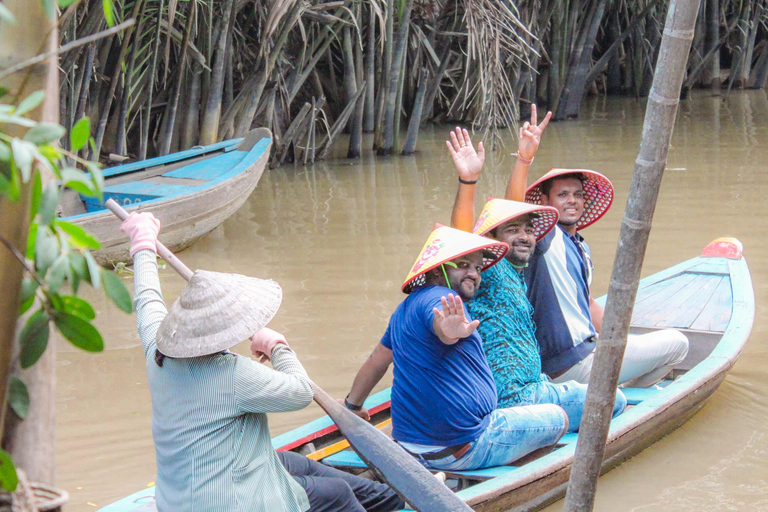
[120,212,161,257]
[250,327,289,361]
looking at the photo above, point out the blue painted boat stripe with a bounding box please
[163,151,246,180]
[101,139,242,178]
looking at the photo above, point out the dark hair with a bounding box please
[155,350,166,367]
[540,173,585,197]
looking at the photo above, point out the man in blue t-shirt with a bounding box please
[343,225,567,472]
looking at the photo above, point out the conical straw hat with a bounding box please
[525,168,614,230]
[402,224,509,294]
[156,270,282,358]
[473,198,559,241]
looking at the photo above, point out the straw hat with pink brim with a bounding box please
[402,223,509,294]
[473,198,559,241]
[525,169,614,230]
[155,270,283,358]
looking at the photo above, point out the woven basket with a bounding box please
[0,470,68,512]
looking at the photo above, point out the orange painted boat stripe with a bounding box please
[307,419,392,461]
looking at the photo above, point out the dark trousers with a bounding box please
[278,451,405,512]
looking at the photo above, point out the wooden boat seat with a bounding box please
[162,150,246,180]
[321,449,518,482]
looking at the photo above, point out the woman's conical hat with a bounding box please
[525,168,614,230]
[402,224,509,294]
[473,198,559,241]
[156,270,282,358]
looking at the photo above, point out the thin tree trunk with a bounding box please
[93,0,144,158]
[402,67,428,155]
[556,0,611,119]
[364,5,376,132]
[380,0,414,155]
[0,0,58,485]
[749,42,768,89]
[702,0,720,88]
[562,0,700,508]
[141,0,165,160]
[116,1,148,156]
[199,0,235,145]
[160,0,195,155]
[181,66,202,148]
[373,2,395,149]
[342,26,357,134]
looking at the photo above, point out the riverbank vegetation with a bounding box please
[57,0,768,165]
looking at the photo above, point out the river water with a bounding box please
[55,90,767,511]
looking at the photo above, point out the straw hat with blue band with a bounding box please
[473,198,560,241]
[402,223,509,294]
[525,168,614,230]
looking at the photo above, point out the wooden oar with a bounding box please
[105,198,473,512]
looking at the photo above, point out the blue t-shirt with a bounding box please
[525,226,597,375]
[381,286,497,446]
[468,259,545,408]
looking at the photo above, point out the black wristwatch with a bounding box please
[344,394,363,411]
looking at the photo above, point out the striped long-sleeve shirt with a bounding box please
[133,249,314,511]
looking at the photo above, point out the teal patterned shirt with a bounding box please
[468,258,546,407]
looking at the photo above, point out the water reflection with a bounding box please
[57,90,768,511]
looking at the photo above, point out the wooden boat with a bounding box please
[96,237,753,512]
[61,128,272,265]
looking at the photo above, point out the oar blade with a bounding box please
[313,386,473,512]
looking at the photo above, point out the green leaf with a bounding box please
[0,449,17,492]
[55,220,100,249]
[60,295,95,320]
[0,3,16,24]
[53,312,103,352]
[9,376,29,420]
[69,251,89,279]
[0,113,35,127]
[47,254,69,294]
[25,222,37,259]
[103,0,115,26]
[19,309,49,369]
[85,250,101,289]
[86,162,104,200]
[29,170,42,222]
[19,278,38,315]
[39,183,60,226]
[70,117,91,151]
[15,90,44,115]
[24,122,65,145]
[101,269,133,313]
[58,0,78,6]
[60,167,95,196]
[35,226,58,275]
[0,141,10,161]
[10,138,33,182]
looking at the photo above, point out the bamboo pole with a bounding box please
[561,0,701,508]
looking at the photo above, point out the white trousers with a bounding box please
[551,329,689,388]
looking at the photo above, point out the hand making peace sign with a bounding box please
[517,104,552,161]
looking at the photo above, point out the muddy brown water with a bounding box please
[55,90,768,511]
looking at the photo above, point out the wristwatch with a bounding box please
[344,394,363,411]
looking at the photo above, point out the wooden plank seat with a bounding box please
[162,150,246,180]
[321,449,518,482]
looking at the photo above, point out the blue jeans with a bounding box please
[519,380,626,433]
[420,404,566,471]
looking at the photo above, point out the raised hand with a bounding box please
[517,104,552,161]
[433,294,480,343]
[250,327,289,362]
[120,212,161,257]
[446,127,485,183]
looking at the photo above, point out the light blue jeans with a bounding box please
[420,404,566,471]
[519,380,626,433]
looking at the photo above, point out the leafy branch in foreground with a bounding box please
[0,88,132,491]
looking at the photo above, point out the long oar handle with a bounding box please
[105,198,194,281]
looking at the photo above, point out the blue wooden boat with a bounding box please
[96,238,753,512]
[61,129,272,265]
